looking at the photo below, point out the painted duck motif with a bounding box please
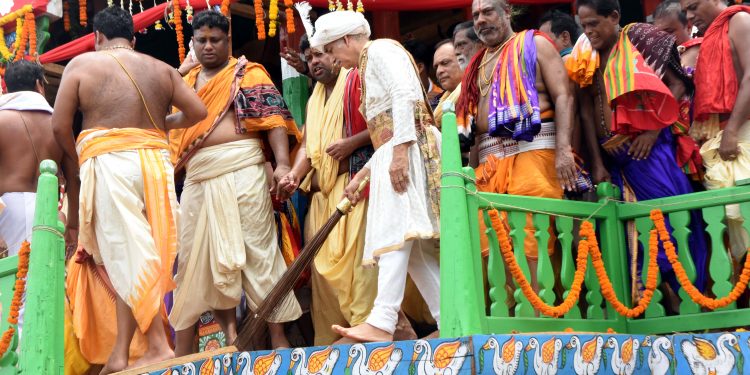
[681,333,741,375]
[235,351,283,375]
[566,336,604,375]
[480,337,522,375]
[525,337,562,375]
[412,339,469,375]
[347,343,402,375]
[644,336,673,375]
[606,336,640,375]
[289,347,340,375]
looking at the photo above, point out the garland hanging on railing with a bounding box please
[284,0,295,34]
[0,241,30,357]
[268,0,279,37]
[254,0,266,40]
[173,0,185,62]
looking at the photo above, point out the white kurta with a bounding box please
[360,40,440,265]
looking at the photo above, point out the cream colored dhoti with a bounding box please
[77,127,179,334]
[0,192,35,256]
[701,120,750,260]
[169,139,302,330]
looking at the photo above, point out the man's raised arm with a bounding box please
[166,68,208,130]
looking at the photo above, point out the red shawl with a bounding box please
[694,5,750,120]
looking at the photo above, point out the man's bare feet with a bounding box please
[125,347,175,370]
[423,330,439,339]
[331,323,393,343]
[99,356,128,375]
[269,322,292,349]
[393,312,417,341]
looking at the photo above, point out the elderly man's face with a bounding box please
[681,0,722,34]
[454,28,481,68]
[472,0,512,48]
[433,43,463,93]
[324,37,358,69]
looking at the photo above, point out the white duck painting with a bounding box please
[411,339,469,375]
[606,337,640,375]
[346,343,402,375]
[479,336,523,375]
[525,337,562,375]
[645,336,674,375]
[235,351,283,375]
[288,347,340,375]
[681,333,742,375]
[566,336,604,375]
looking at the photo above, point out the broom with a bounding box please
[233,176,370,351]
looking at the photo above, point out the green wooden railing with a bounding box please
[440,105,750,337]
[0,161,64,374]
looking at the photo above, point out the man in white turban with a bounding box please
[309,11,441,342]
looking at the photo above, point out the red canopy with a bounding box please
[39,0,229,64]
[306,0,571,11]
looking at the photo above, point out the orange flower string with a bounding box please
[173,0,185,63]
[284,0,295,34]
[14,16,29,61]
[63,1,71,32]
[254,0,265,40]
[220,0,230,16]
[26,12,36,59]
[651,209,750,309]
[80,0,88,26]
[0,241,30,357]
[488,210,589,317]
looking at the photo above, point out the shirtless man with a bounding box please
[168,10,302,354]
[458,0,576,277]
[0,60,63,256]
[52,6,206,373]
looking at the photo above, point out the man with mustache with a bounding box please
[432,40,470,166]
[681,0,750,265]
[278,35,377,345]
[456,0,577,284]
[168,10,302,354]
[453,21,483,70]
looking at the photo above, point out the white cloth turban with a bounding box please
[309,11,371,50]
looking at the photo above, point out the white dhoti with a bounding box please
[169,139,302,331]
[702,121,750,261]
[0,192,35,256]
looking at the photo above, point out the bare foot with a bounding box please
[333,336,359,345]
[126,347,175,370]
[423,330,439,339]
[393,312,417,341]
[331,324,393,343]
[270,333,292,349]
[99,357,127,375]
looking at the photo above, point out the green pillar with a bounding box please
[18,160,64,374]
[439,103,485,337]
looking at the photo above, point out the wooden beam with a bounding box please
[43,63,65,77]
[113,346,239,375]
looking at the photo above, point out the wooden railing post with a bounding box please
[18,160,64,374]
[440,103,485,337]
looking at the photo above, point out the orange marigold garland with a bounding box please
[220,0,231,16]
[13,16,29,62]
[284,0,295,34]
[173,0,186,63]
[80,0,88,26]
[0,29,11,62]
[651,209,750,309]
[268,0,279,37]
[63,1,71,32]
[0,241,30,357]
[489,210,589,317]
[26,12,36,59]
[254,0,266,40]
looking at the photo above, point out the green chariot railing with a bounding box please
[440,105,750,337]
[0,161,65,374]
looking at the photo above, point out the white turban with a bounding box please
[309,11,371,50]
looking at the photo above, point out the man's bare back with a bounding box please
[64,49,182,131]
[0,110,63,194]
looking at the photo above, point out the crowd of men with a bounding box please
[0,0,748,373]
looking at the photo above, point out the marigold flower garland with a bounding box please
[14,16,30,61]
[254,0,266,40]
[0,29,10,62]
[63,1,71,31]
[651,209,750,309]
[173,0,186,63]
[26,12,37,59]
[284,0,295,34]
[268,0,279,37]
[80,0,88,26]
[0,241,30,357]
[0,5,32,62]
[220,0,231,16]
